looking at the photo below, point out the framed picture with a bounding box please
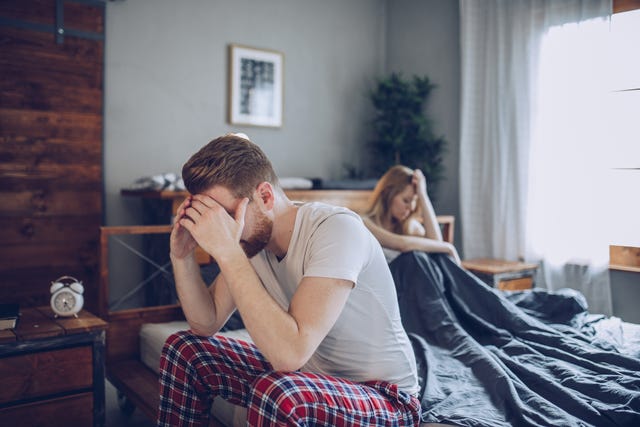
[228,44,284,127]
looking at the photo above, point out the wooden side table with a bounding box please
[462,258,539,291]
[0,307,107,427]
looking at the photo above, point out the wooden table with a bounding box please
[609,245,640,323]
[462,258,539,291]
[0,307,107,427]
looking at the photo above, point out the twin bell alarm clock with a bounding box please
[49,275,84,317]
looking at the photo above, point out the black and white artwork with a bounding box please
[229,45,283,127]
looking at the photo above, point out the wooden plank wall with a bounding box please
[0,0,104,311]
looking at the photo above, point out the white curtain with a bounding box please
[527,13,613,314]
[459,0,612,312]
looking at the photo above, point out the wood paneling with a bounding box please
[0,216,98,245]
[0,266,94,307]
[0,0,56,26]
[0,190,101,214]
[0,0,104,312]
[64,1,105,34]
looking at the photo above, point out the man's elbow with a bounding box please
[269,351,309,372]
[187,320,218,337]
[270,361,301,373]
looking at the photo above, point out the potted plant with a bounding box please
[368,73,447,199]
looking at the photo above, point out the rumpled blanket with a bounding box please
[389,251,640,427]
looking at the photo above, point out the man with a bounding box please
[158,134,420,426]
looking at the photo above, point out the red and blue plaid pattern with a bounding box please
[157,331,421,426]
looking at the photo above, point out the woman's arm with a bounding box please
[363,217,460,264]
[412,169,443,241]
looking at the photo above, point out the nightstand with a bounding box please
[462,258,539,291]
[0,307,107,427]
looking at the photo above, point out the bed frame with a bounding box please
[100,190,454,425]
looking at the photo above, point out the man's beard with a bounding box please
[240,210,272,258]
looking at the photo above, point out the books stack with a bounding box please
[0,303,19,330]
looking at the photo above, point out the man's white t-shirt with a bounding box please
[249,202,419,396]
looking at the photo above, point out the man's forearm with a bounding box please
[171,254,218,335]
[216,247,306,371]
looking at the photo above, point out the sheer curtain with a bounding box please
[459,0,612,312]
[527,13,613,314]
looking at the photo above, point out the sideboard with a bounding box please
[120,189,454,244]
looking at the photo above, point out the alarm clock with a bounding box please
[50,276,84,317]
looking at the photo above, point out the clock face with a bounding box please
[53,291,76,313]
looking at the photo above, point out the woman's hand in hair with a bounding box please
[412,169,429,200]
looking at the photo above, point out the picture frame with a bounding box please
[228,44,284,128]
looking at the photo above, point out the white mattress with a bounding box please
[139,322,251,427]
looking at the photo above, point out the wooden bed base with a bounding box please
[101,190,454,425]
[98,225,197,424]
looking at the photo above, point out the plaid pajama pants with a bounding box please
[157,330,421,426]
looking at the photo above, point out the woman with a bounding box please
[362,165,460,264]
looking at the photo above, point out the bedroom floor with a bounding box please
[105,380,154,427]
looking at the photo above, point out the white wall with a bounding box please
[104,0,386,225]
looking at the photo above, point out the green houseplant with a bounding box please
[369,73,447,199]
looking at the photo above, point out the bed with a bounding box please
[390,252,640,426]
[100,225,263,427]
[100,190,640,426]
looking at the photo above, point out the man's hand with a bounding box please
[179,194,250,261]
[170,197,199,260]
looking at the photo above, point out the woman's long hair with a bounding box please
[364,165,415,234]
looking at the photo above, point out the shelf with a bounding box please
[609,245,640,273]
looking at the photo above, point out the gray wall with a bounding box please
[105,0,461,230]
[105,0,387,225]
[385,0,462,251]
[103,0,462,308]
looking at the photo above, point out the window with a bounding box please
[527,8,639,266]
[606,9,639,247]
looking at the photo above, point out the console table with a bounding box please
[609,245,640,323]
[462,258,539,291]
[120,189,455,244]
